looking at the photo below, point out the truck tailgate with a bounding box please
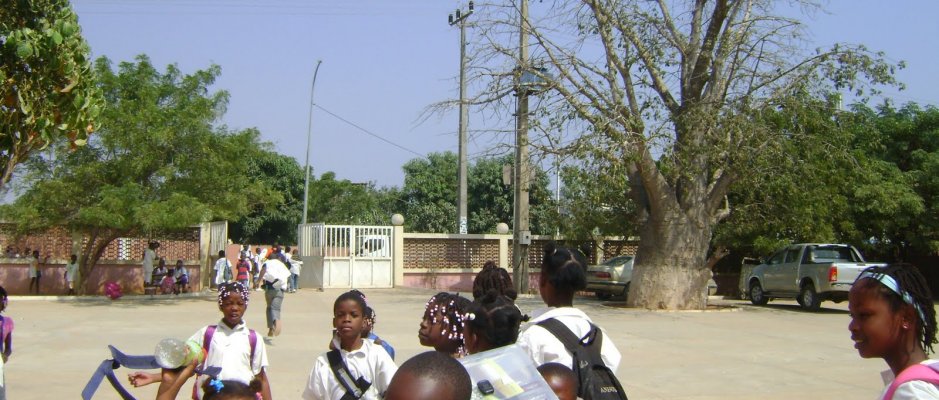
[835,263,887,285]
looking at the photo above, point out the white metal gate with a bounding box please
[298,223,394,289]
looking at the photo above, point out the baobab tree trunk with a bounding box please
[75,228,125,295]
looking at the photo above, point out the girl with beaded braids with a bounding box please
[419,292,472,356]
[849,263,939,400]
[462,289,525,354]
[517,242,622,372]
[128,282,272,399]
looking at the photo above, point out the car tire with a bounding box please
[621,282,630,300]
[596,292,612,300]
[749,281,769,305]
[799,284,822,311]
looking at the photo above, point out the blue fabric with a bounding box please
[368,332,395,360]
[81,345,221,400]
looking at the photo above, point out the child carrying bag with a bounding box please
[327,349,371,400]
[884,362,939,400]
[537,318,628,400]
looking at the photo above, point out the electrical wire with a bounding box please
[314,104,424,158]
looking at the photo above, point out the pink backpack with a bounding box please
[884,363,939,400]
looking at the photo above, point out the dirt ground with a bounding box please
[6,287,891,399]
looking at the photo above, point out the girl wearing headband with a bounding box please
[849,263,938,399]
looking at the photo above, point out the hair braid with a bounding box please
[859,263,937,354]
[473,261,517,300]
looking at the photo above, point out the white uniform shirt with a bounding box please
[301,339,398,400]
[188,320,268,400]
[516,306,622,372]
[65,262,79,282]
[262,259,291,290]
[213,258,232,285]
[27,256,40,278]
[880,360,939,400]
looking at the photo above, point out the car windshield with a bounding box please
[810,246,858,262]
[602,256,633,266]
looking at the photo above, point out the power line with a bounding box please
[314,104,424,158]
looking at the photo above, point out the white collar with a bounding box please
[215,319,248,333]
[526,306,591,324]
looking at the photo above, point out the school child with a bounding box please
[537,362,578,400]
[213,250,232,289]
[462,289,525,355]
[64,254,79,296]
[27,250,41,294]
[0,286,13,399]
[849,264,939,399]
[174,260,190,294]
[160,271,176,295]
[128,282,272,399]
[419,292,471,357]
[302,290,398,400]
[472,261,517,301]
[384,351,472,400]
[516,243,622,395]
[235,256,251,288]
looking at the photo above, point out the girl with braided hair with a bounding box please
[462,289,524,354]
[849,263,939,399]
[419,292,471,356]
[472,261,517,301]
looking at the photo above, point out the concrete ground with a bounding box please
[6,288,891,399]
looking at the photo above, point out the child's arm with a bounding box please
[256,368,273,400]
[127,371,161,387]
[2,330,11,362]
[155,362,197,400]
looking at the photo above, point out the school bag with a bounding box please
[884,362,939,400]
[192,325,258,400]
[537,318,628,400]
[327,349,372,400]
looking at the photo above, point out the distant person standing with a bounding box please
[27,250,42,295]
[64,255,79,296]
[284,246,299,293]
[141,242,159,287]
[213,250,232,289]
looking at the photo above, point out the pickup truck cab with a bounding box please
[746,243,885,311]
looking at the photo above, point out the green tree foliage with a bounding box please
[558,161,636,240]
[1,55,272,293]
[398,152,556,234]
[0,0,102,188]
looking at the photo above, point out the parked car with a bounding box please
[586,255,718,300]
[745,243,885,311]
[585,255,634,300]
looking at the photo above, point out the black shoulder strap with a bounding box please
[537,318,583,353]
[327,349,372,400]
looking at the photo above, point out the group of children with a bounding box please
[0,241,906,399]
[212,245,301,294]
[151,258,191,295]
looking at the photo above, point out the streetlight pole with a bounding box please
[513,0,531,294]
[302,60,323,225]
[450,2,473,235]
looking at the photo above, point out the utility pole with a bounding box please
[450,2,473,235]
[513,0,531,294]
[302,60,323,225]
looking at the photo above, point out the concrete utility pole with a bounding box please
[450,2,473,235]
[513,0,531,294]
[302,60,323,225]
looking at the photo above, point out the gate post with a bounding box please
[392,214,405,287]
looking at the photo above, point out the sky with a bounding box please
[69,0,939,189]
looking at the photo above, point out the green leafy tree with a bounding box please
[308,171,389,226]
[2,55,272,293]
[468,0,900,308]
[0,0,102,188]
[399,152,556,234]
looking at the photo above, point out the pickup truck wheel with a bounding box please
[621,283,630,300]
[800,285,822,311]
[749,282,769,305]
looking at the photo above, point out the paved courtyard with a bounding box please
[7,287,892,399]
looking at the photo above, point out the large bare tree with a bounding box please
[464,0,900,309]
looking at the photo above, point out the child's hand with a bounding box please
[128,371,158,387]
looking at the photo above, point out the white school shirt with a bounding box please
[301,339,398,400]
[261,259,291,290]
[65,262,79,282]
[516,306,622,372]
[27,256,39,278]
[188,320,268,400]
[213,258,232,285]
[879,360,939,400]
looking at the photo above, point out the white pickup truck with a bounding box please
[745,243,885,311]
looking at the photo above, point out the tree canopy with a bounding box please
[0,0,102,189]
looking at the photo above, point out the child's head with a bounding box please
[333,290,369,347]
[537,362,578,400]
[849,264,937,362]
[176,259,184,267]
[462,289,524,354]
[472,261,517,301]
[32,249,39,257]
[384,351,472,400]
[158,257,166,268]
[217,250,225,258]
[217,282,250,328]
[0,286,7,313]
[70,254,77,263]
[540,242,588,306]
[420,292,471,355]
[201,378,261,400]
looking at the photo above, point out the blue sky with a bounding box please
[70,0,939,188]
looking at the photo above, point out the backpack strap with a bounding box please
[0,316,6,355]
[884,363,939,400]
[248,329,257,364]
[327,349,372,400]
